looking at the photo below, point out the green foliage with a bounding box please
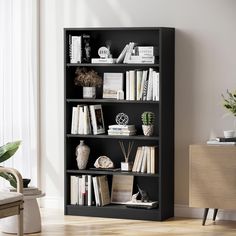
[141,112,155,125]
[0,141,21,188]
[222,89,236,116]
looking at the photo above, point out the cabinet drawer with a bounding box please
[189,145,236,209]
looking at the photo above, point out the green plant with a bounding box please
[74,67,102,87]
[0,141,21,188]
[222,89,236,116]
[141,112,155,125]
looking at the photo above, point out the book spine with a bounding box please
[126,71,130,100]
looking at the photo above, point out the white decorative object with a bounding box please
[117,90,124,100]
[115,113,129,125]
[76,140,90,169]
[83,87,96,99]
[121,162,132,171]
[142,125,154,136]
[98,46,109,58]
[223,130,235,138]
[94,156,114,168]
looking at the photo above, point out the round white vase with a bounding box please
[75,140,90,169]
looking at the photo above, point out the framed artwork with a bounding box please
[89,104,105,134]
[103,73,124,99]
[111,175,134,204]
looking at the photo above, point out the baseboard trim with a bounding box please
[175,204,236,221]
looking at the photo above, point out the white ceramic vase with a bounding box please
[142,125,154,136]
[83,87,96,99]
[75,140,90,169]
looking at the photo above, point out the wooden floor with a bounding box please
[1,209,236,235]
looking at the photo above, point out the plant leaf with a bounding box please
[0,172,17,188]
[0,141,21,163]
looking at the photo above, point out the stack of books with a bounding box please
[126,68,159,101]
[116,43,156,64]
[107,125,136,136]
[207,137,236,145]
[69,35,81,63]
[132,146,157,174]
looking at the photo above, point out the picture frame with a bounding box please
[89,104,105,134]
[103,73,124,99]
[111,175,134,204]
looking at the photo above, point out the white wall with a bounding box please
[40,0,236,210]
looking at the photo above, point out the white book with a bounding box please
[78,106,84,134]
[146,147,151,174]
[136,146,145,172]
[126,71,130,100]
[147,68,154,101]
[88,175,92,206]
[132,147,142,172]
[152,72,160,101]
[129,70,135,100]
[108,125,136,131]
[136,71,142,100]
[150,146,156,174]
[71,107,78,134]
[70,176,79,205]
[140,70,148,100]
[92,176,100,206]
[124,42,135,63]
[206,140,236,145]
[135,46,154,56]
[116,44,129,63]
[70,36,81,63]
[141,146,147,173]
[83,106,90,134]
[91,58,116,63]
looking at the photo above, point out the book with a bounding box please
[123,42,135,63]
[108,125,136,131]
[103,73,123,99]
[108,130,136,136]
[70,176,79,204]
[146,68,153,101]
[134,46,154,56]
[129,70,135,100]
[206,140,236,145]
[70,36,81,63]
[140,70,148,100]
[129,55,155,64]
[92,176,101,206]
[91,58,116,64]
[126,200,158,209]
[116,44,129,63]
[97,175,110,206]
[136,70,142,100]
[132,147,142,172]
[71,107,79,134]
[152,71,160,101]
[126,71,130,100]
[150,146,156,174]
[214,137,236,142]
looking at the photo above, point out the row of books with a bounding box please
[108,125,136,136]
[71,104,105,135]
[132,146,157,174]
[116,42,156,64]
[70,175,110,206]
[126,68,159,101]
[207,136,236,145]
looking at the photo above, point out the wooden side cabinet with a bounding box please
[189,144,236,224]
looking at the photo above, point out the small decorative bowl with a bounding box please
[23,178,31,188]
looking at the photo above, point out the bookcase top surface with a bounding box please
[64,27,175,31]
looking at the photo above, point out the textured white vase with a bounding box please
[76,140,90,169]
[83,87,96,99]
[142,125,154,136]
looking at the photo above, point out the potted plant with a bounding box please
[222,89,236,137]
[0,141,21,188]
[141,111,155,136]
[74,67,102,99]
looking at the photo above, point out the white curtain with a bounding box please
[0,0,39,187]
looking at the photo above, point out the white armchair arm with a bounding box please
[0,166,23,193]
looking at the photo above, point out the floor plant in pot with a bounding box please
[0,140,21,188]
[74,67,102,99]
[141,111,155,136]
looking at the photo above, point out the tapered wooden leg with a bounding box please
[202,208,209,226]
[213,209,218,221]
[18,207,23,236]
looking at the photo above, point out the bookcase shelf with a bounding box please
[67,169,159,177]
[66,134,159,141]
[67,63,160,67]
[64,27,174,221]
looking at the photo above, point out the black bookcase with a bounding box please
[64,27,175,221]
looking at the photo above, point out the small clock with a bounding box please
[98,46,109,58]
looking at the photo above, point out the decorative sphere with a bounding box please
[115,113,129,125]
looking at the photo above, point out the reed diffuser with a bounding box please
[119,141,134,171]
